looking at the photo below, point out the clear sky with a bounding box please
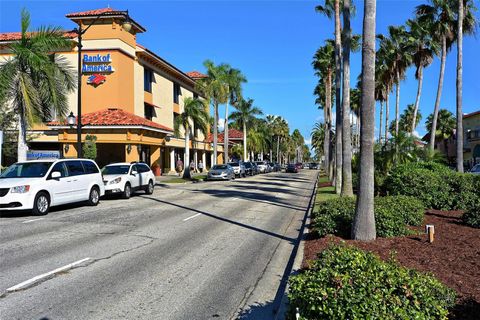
[1,0,479,146]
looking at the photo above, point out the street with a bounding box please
[0,170,317,320]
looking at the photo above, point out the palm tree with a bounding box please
[407,18,438,133]
[389,104,423,134]
[291,129,305,162]
[223,66,246,163]
[274,117,289,165]
[426,109,456,163]
[196,60,229,165]
[416,0,476,154]
[375,44,394,144]
[174,97,209,179]
[352,0,376,241]
[350,87,361,149]
[229,98,263,161]
[316,0,343,194]
[456,0,464,172]
[0,9,76,162]
[311,122,325,159]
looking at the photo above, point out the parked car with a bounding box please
[295,163,303,170]
[207,164,235,180]
[303,163,310,169]
[244,162,254,176]
[268,162,278,172]
[309,162,320,170]
[102,162,155,199]
[255,161,268,173]
[0,159,105,215]
[251,162,260,175]
[469,164,480,175]
[228,162,246,178]
[286,163,298,173]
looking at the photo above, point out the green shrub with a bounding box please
[313,196,425,238]
[288,245,456,320]
[463,202,480,228]
[386,162,480,211]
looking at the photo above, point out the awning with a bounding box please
[145,101,161,109]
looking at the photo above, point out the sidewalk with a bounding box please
[155,172,207,184]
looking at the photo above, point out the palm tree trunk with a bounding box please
[17,111,28,162]
[456,0,464,173]
[341,0,353,196]
[385,92,390,145]
[379,101,383,143]
[183,124,191,179]
[325,69,332,178]
[243,121,247,161]
[224,101,229,163]
[276,136,280,163]
[352,0,376,241]
[395,70,400,137]
[429,35,447,153]
[213,102,218,165]
[411,65,424,133]
[334,0,343,194]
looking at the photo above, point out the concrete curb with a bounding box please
[274,172,319,320]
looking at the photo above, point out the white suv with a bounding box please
[102,162,155,199]
[0,159,105,215]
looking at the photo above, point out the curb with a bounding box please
[274,171,320,320]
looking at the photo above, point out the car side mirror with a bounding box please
[131,170,138,175]
[51,171,61,179]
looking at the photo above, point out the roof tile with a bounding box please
[0,31,77,42]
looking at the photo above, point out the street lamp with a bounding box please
[67,112,76,127]
[75,10,132,158]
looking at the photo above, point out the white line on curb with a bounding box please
[182,213,201,222]
[22,218,45,224]
[6,257,91,292]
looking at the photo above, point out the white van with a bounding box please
[0,159,105,215]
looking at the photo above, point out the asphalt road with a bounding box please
[0,169,317,320]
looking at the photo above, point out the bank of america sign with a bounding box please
[82,54,115,74]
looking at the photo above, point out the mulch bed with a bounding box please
[303,210,480,319]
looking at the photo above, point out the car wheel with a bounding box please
[87,186,100,206]
[32,192,50,216]
[122,183,131,199]
[145,180,154,195]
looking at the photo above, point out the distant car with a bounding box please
[0,159,105,215]
[303,163,310,169]
[469,164,480,175]
[286,163,298,173]
[268,162,280,172]
[228,162,246,178]
[255,161,268,173]
[309,162,320,170]
[244,162,254,176]
[295,163,303,170]
[207,164,235,180]
[102,162,155,199]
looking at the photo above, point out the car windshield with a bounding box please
[228,162,239,167]
[287,164,295,167]
[103,165,130,175]
[471,165,480,173]
[0,162,53,178]
[212,165,228,170]
[244,163,252,168]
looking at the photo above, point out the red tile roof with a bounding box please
[66,7,119,17]
[0,31,77,42]
[186,71,208,80]
[207,129,244,143]
[464,110,480,119]
[49,108,172,132]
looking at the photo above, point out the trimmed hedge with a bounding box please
[463,202,480,228]
[288,245,456,320]
[313,196,424,238]
[385,162,480,211]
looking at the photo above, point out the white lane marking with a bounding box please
[182,213,202,222]
[6,257,91,292]
[22,218,45,224]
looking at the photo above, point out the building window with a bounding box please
[173,83,181,104]
[144,103,154,120]
[144,68,153,93]
[173,113,180,138]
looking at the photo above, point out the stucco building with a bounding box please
[0,7,223,174]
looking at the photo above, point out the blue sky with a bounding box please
[1,0,479,146]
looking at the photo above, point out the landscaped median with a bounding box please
[287,165,480,320]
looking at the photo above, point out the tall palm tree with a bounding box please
[196,60,229,165]
[229,98,263,161]
[0,9,76,162]
[274,117,289,165]
[291,129,305,162]
[311,121,325,159]
[407,18,438,133]
[375,44,394,144]
[174,97,209,179]
[223,66,246,163]
[426,109,456,163]
[316,0,343,193]
[350,87,361,149]
[352,0,377,241]
[416,0,476,154]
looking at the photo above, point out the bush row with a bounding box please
[288,245,456,320]
[313,195,424,238]
[462,202,480,228]
[385,162,480,211]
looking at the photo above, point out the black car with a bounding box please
[309,162,320,170]
[286,163,298,173]
[244,162,254,176]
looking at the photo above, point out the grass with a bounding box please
[313,175,338,212]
